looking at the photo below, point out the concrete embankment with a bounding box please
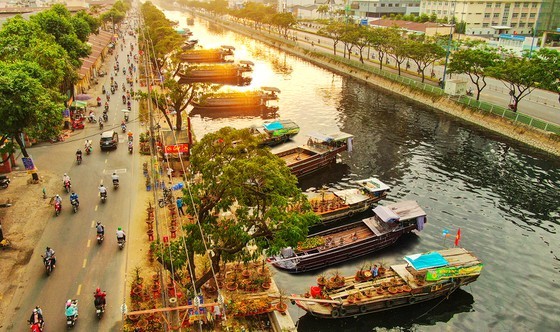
[194,12,560,157]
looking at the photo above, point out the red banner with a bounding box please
[164,144,189,154]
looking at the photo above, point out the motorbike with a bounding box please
[99,121,104,130]
[103,113,108,123]
[466,89,474,97]
[41,255,55,275]
[121,124,127,133]
[29,321,43,332]
[64,181,71,193]
[54,201,62,216]
[102,86,106,94]
[122,96,126,104]
[128,143,133,154]
[87,117,97,124]
[94,297,106,319]
[72,120,85,130]
[124,114,129,122]
[65,300,79,328]
[97,233,104,244]
[100,191,107,203]
[0,175,10,189]
[110,86,115,95]
[117,238,125,250]
[127,104,131,111]
[158,188,173,208]
[85,146,92,155]
[71,199,79,213]
[113,179,119,189]
[76,154,82,165]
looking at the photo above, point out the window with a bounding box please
[519,23,525,27]
[493,13,499,17]
[532,3,538,7]
[529,13,536,18]
[528,23,534,27]
[388,4,393,7]
[495,3,501,7]
[483,23,489,27]
[514,2,520,7]
[380,3,385,7]
[512,13,518,18]
[484,13,491,18]
[486,3,492,7]
[523,3,529,7]
[521,13,527,18]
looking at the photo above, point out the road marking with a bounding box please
[83,259,87,268]
[100,179,104,185]
[87,239,91,248]
[77,284,82,296]
[95,205,98,211]
[105,159,108,163]
[91,220,95,228]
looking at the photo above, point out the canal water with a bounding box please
[160,7,560,331]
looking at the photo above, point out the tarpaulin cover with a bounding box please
[264,121,283,131]
[404,252,449,270]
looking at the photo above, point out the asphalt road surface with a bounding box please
[6,25,141,332]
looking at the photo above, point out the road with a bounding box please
[286,26,560,126]
[6,18,141,332]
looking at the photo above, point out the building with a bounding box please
[350,0,421,19]
[369,18,454,36]
[537,0,560,32]
[419,0,547,37]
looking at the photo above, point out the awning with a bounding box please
[71,101,88,108]
[404,252,449,270]
[373,205,400,223]
[491,25,511,29]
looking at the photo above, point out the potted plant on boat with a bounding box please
[317,273,327,287]
[275,289,288,314]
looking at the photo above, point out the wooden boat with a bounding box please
[186,17,194,25]
[190,87,280,112]
[177,61,254,84]
[269,200,426,273]
[179,45,235,63]
[274,132,354,179]
[291,247,483,319]
[251,119,300,147]
[304,178,390,224]
[181,39,199,50]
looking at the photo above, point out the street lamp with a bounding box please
[441,0,458,88]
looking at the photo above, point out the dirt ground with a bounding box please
[0,169,60,326]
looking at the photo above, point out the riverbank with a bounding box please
[192,11,560,157]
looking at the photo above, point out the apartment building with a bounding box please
[419,0,553,37]
[349,0,421,18]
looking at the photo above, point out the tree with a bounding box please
[489,53,548,112]
[318,21,346,56]
[531,48,560,103]
[386,29,410,75]
[0,62,63,180]
[270,12,296,37]
[168,127,318,289]
[368,27,392,70]
[448,47,500,100]
[317,4,329,18]
[408,39,446,82]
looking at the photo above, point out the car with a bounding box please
[100,130,119,150]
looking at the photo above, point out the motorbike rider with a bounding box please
[116,227,126,242]
[94,288,107,308]
[65,299,78,318]
[121,121,127,131]
[62,173,71,186]
[70,192,79,206]
[28,308,44,330]
[54,194,62,207]
[84,140,92,152]
[111,172,119,185]
[99,184,108,197]
[44,246,56,267]
[88,111,95,123]
[76,149,83,160]
[96,221,105,237]
[127,131,133,142]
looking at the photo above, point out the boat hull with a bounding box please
[275,145,346,179]
[295,275,480,319]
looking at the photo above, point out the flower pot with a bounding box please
[275,302,288,314]
[261,282,271,290]
[226,282,238,291]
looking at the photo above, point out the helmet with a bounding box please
[96,287,101,293]
[33,309,37,313]
[64,173,67,176]
[46,247,50,251]
[71,192,75,195]
[66,300,72,307]
[113,172,116,175]
[118,227,122,231]
[55,194,60,198]
[100,184,104,187]
[97,221,101,225]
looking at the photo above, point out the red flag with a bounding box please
[454,228,461,247]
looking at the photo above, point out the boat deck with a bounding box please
[315,224,374,252]
[278,148,316,165]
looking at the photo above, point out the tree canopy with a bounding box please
[158,127,318,289]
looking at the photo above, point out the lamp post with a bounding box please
[441,0,458,88]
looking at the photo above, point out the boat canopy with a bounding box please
[308,131,354,143]
[404,252,449,270]
[355,178,390,193]
[221,45,236,50]
[261,87,281,92]
[373,205,400,223]
[239,60,254,65]
[263,119,298,131]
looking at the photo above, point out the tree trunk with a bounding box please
[194,252,221,290]
[14,134,39,181]
[175,110,182,131]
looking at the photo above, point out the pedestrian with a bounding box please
[167,167,174,183]
[176,197,185,216]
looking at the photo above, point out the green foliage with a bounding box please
[448,47,500,100]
